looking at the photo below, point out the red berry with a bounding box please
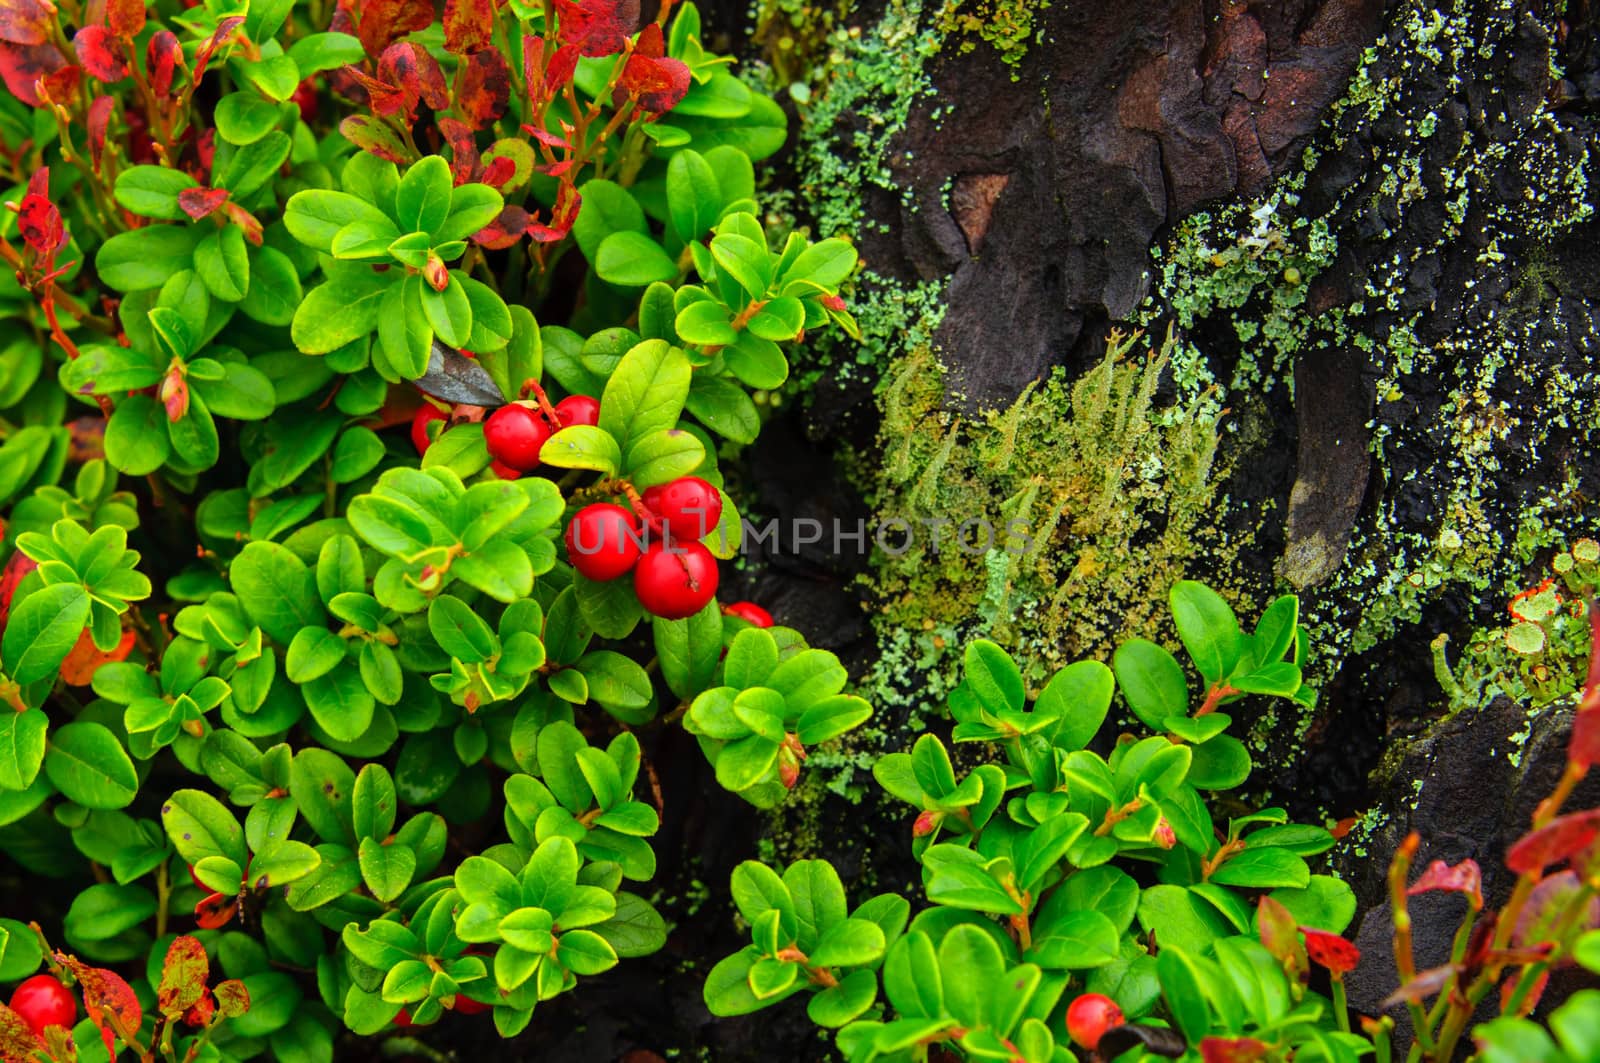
[1066,993,1124,1051]
[10,975,76,1038]
[483,403,552,472]
[724,601,773,628]
[489,460,522,481]
[633,542,719,619]
[452,994,491,1015]
[411,404,449,456]
[291,79,318,122]
[641,477,723,545]
[394,1008,414,1027]
[565,504,646,581]
[554,394,600,428]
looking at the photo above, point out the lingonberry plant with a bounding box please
[0,0,870,1055]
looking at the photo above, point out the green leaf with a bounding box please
[95,226,202,292]
[666,149,721,242]
[358,837,416,903]
[428,595,497,662]
[674,299,738,346]
[1036,660,1113,751]
[1210,846,1310,890]
[217,131,291,197]
[396,156,454,234]
[780,237,857,290]
[1113,639,1190,729]
[289,748,355,844]
[103,395,171,475]
[162,788,246,866]
[685,373,759,443]
[598,340,692,455]
[963,640,1023,714]
[595,232,677,287]
[0,710,48,790]
[571,179,648,263]
[2,583,89,684]
[215,92,285,145]
[286,32,366,73]
[283,190,395,254]
[539,425,620,476]
[723,332,787,389]
[624,428,705,487]
[230,541,322,644]
[239,246,303,326]
[809,918,885,969]
[421,273,474,348]
[1186,734,1252,790]
[114,166,198,220]
[292,267,394,354]
[1170,580,1244,683]
[65,883,156,940]
[652,604,723,701]
[461,276,513,352]
[1027,908,1119,969]
[709,232,772,300]
[437,183,505,244]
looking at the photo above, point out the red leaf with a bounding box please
[472,203,529,249]
[457,47,509,129]
[521,122,571,149]
[1380,963,1461,1009]
[1300,927,1360,975]
[438,116,480,183]
[191,15,242,84]
[554,0,635,57]
[1407,858,1484,909]
[1513,869,1600,948]
[380,39,447,111]
[0,550,39,629]
[527,180,579,242]
[1506,809,1600,875]
[1568,601,1600,766]
[442,0,496,55]
[105,0,142,37]
[146,29,178,97]
[1200,1038,1271,1063]
[177,186,229,220]
[193,891,239,929]
[481,155,515,187]
[73,23,124,80]
[221,202,263,245]
[18,187,66,257]
[157,936,210,1020]
[619,26,687,114]
[87,93,114,173]
[58,625,134,686]
[57,956,142,1058]
[0,38,66,105]
[33,59,76,103]
[350,0,431,58]
[520,33,543,90]
[1502,968,1549,1015]
[0,1002,43,1061]
[0,0,53,45]
[182,988,215,1027]
[544,41,579,93]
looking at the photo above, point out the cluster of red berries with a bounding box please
[9,975,75,1039]
[565,477,724,620]
[409,395,602,481]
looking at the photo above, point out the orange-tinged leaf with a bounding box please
[0,1001,44,1062]
[212,980,249,1018]
[619,25,687,114]
[554,0,634,57]
[456,47,509,128]
[58,626,135,686]
[1256,895,1307,982]
[350,0,430,58]
[1200,1038,1271,1063]
[56,956,141,1058]
[158,936,210,1020]
[105,0,141,37]
[442,0,496,54]
[73,24,126,81]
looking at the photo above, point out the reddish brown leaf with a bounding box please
[520,33,543,90]
[0,1001,44,1061]
[212,980,249,1018]
[527,180,579,242]
[1301,927,1360,975]
[18,189,66,257]
[1200,1038,1271,1063]
[157,936,210,1020]
[34,60,76,103]
[554,0,635,57]
[145,28,178,96]
[0,550,39,629]
[73,24,126,80]
[0,38,66,105]
[57,956,142,1059]
[480,155,515,187]
[438,116,480,183]
[1502,968,1549,1015]
[521,122,571,149]
[340,113,409,163]
[545,41,578,93]
[221,201,263,245]
[191,15,242,84]
[350,0,430,58]
[87,93,114,173]
[1407,858,1484,910]
[105,0,142,37]
[1569,602,1600,766]
[177,186,229,220]
[442,0,495,55]
[1380,963,1461,1009]
[457,47,509,129]
[619,25,687,114]
[1256,895,1308,982]
[1513,869,1600,949]
[193,891,239,929]
[473,203,529,249]
[1506,809,1600,875]
[381,39,447,110]
[0,0,53,46]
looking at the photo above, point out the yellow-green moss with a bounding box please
[933,0,1045,75]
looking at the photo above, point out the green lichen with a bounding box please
[932,0,1045,75]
